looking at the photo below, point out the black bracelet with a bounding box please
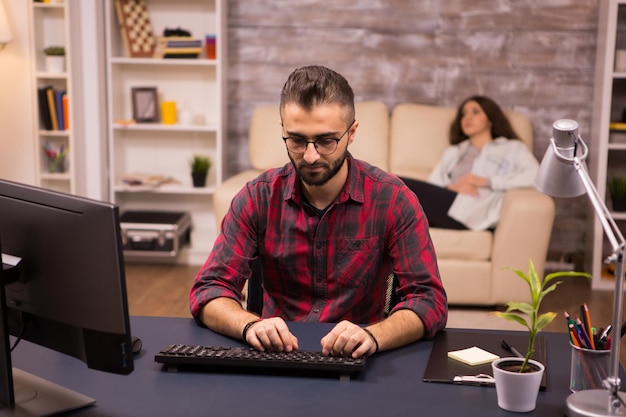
[363,328,379,354]
[241,318,262,344]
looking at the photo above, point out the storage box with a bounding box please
[120,211,192,259]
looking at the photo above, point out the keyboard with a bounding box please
[155,344,367,380]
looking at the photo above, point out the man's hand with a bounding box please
[244,317,299,352]
[320,320,377,358]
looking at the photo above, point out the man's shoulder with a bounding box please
[248,163,293,187]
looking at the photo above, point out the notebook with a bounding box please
[423,329,547,390]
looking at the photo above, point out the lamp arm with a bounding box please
[574,156,626,406]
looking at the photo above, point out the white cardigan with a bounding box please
[427,138,539,230]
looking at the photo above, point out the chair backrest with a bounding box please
[389,103,533,180]
[247,101,390,171]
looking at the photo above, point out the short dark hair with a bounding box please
[449,95,521,145]
[280,65,355,123]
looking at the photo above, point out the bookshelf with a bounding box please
[589,0,626,289]
[29,1,78,195]
[104,0,227,264]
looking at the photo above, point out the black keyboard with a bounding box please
[155,344,367,380]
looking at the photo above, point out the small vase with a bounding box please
[191,172,207,188]
[492,357,544,413]
[45,56,65,74]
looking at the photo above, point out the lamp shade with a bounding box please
[534,119,588,198]
[0,0,13,47]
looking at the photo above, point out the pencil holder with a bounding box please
[570,343,610,392]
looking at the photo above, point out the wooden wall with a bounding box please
[225,0,599,263]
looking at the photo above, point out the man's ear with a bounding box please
[347,120,359,145]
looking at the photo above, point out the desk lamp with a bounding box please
[535,119,626,416]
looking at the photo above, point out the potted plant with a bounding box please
[608,176,626,212]
[491,259,590,412]
[190,155,211,187]
[43,45,66,74]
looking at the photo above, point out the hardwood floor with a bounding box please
[124,262,626,364]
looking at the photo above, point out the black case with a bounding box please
[120,211,192,259]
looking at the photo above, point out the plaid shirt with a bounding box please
[190,155,447,338]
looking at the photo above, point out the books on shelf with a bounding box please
[155,36,202,59]
[37,86,68,131]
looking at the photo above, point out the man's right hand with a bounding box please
[244,317,299,352]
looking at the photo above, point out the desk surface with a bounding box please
[8,316,607,416]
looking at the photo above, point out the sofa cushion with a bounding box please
[429,228,492,260]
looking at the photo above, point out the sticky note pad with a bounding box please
[447,346,499,366]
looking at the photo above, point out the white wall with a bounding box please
[0,0,35,185]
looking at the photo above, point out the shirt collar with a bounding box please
[284,152,364,206]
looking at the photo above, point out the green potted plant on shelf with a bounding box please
[490,259,590,413]
[608,176,626,212]
[43,45,66,74]
[190,155,211,187]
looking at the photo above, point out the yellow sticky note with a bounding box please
[448,346,499,366]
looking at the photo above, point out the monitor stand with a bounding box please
[0,368,95,417]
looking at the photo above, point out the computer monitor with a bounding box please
[0,179,134,416]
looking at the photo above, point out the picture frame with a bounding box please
[131,87,158,123]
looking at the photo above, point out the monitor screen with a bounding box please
[0,179,134,416]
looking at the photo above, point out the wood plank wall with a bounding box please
[224,0,599,263]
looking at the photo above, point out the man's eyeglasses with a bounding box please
[282,120,355,155]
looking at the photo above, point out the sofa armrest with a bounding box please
[490,188,555,305]
[213,170,262,230]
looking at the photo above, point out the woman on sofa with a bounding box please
[400,95,539,231]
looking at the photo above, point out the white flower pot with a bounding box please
[45,56,65,74]
[492,357,545,413]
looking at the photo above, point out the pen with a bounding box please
[501,340,524,359]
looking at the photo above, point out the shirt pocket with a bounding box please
[335,237,381,287]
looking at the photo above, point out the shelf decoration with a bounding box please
[131,86,158,123]
[43,142,67,173]
[114,0,155,58]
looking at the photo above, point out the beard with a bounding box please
[289,149,347,187]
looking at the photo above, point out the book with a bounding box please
[62,93,69,130]
[55,89,65,131]
[46,87,59,131]
[37,86,53,130]
[423,329,548,390]
[447,346,499,366]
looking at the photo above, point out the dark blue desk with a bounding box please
[7,316,605,416]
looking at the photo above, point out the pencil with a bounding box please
[582,303,595,349]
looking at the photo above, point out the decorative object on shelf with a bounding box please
[491,259,590,412]
[43,45,65,73]
[156,29,200,59]
[535,118,626,417]
[43,141,67,173]
[608,176,626,212]
[114,0,155,58]
[161,101,176,124]
[205,34,216,59]
[131,86,158,123]
[190,155,211,187]
[0,0,13,50]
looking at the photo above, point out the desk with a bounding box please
[8,316,619,416]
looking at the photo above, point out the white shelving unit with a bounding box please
[104,0,226,264]
[589,0,626,289]
[29,1,81,195]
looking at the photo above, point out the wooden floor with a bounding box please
[124,262,626,364]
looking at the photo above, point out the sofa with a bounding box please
[213,101,555,306]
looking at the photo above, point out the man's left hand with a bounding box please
[320,320,377,358]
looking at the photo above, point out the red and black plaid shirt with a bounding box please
[190,155,447,338]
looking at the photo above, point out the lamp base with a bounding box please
[567,389,626,416]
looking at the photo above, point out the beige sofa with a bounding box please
[214,101,555,306]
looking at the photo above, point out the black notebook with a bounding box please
[422,329,547,390]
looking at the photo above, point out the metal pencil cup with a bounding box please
[570,343,610,392]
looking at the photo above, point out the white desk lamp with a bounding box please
[535,119,626,416]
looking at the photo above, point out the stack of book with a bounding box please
[37,86,69,131]
[155,37,202,59]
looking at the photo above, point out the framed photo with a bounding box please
[132,87,158,123]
